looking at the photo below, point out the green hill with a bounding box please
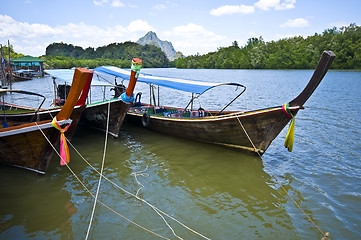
[44,41,169,68]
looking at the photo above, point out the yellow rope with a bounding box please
[235,117,329,239]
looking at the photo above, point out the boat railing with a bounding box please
[1,89,46,125]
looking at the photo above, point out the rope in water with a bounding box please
[130,165,183,240]
[35,122,170,240]
[235,116,330,240]
[66,139,211,240]
[85,101,111,240]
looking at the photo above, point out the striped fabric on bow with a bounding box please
[51,117,71,165]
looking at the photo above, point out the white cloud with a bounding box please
[127,19,154,33]
[162,23,229,55]
[93,0,108,6]
[0,14,155,56]
[210,0,295,16]
[93,0,124,7]
[210,4,255,16]
[254,0,296,11]
[0,14,226,57]
[0,14,59,39]
[154,4,167,10]
[111,0,124,7]
[280,18,309,28]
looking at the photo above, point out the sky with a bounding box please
[1,0,360,57]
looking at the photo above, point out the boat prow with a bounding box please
[0,68,92,174]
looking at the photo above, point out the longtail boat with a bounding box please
[0,70,93,139]
[46,58,142,137]
[0,68,91,174]
[94,51,335,155]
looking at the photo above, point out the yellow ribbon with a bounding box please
[282,103,295,152]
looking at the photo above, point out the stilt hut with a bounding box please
[11,55,46,77]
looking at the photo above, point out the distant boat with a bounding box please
[0,68,91,174]
[94,51,335,155]
[12,69,34,81]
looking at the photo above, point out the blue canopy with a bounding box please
[45,69,112,86]
[94,66,244,94]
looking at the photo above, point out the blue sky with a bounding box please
[1,0,360,57]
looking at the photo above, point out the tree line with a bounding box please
[176,24,361,69]
[44,41,171,68]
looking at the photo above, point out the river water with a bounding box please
[0,68,360,239]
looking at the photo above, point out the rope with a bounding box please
[130,166,184,240]
[66,139,211,240]
[85,101,110,240]
[235,116,329,239]
[40,108,209,238]
[130,165,149,198]
[34,122,170,240]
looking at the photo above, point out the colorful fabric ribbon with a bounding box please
[131,58,142,78]
[51,117,71,165]
[282,103,295,152]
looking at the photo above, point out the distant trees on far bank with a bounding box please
[176,24,361,69]
[44,41,170,68]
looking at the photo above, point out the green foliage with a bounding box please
[0,45,24,59]
[45,41,169,68]
[176,24,361,69]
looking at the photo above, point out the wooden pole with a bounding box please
[7,40,13,90]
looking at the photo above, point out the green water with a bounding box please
[1,69,361,239]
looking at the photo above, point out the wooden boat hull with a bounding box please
[0,105,85,140]
[0,68,91,174]
[0,120,71,174]
[79,98,132,137]
[13,74,32,81]
[1,99,131,138]
[126,106,300,154]
[125,51,335,155]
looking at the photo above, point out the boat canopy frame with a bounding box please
[93,66,247,114]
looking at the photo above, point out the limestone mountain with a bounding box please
[137,31,180,61]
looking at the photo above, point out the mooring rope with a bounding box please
[35,122,170,240]
[85,101,111,240]
[235,116,330,240]
[130,165,184,240]
[40,108,209,239]
[66,139,211,240]
[130,165,149,198]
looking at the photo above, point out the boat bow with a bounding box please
[289,51,335,108]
